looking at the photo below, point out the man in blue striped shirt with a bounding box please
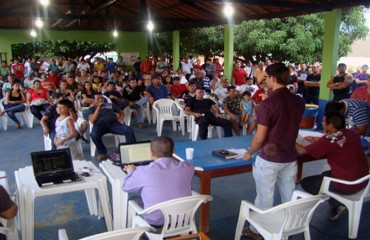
[325,99,370,136]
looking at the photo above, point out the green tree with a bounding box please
[150,6,369,63]
[11,40,116,60]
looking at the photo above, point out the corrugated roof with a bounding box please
[0,0,368,32]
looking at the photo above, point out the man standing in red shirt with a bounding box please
[140,56,152,75]
[232,61,247,86]
[242,63,305,239]
[11,58,25,80]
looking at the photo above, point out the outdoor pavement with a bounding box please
[0,116,369,240]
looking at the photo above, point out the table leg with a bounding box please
[24,188,35,240]
[112,178,128,229]
[296,160,303,183]
[97,178,113,231]
[197,171,211,233]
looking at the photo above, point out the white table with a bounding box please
[15,160,113,240]
[99,160,128,230]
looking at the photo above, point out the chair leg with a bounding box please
[348,202,362,239]
[180,119,185,135]
[234,205,246,240]
[303,228,311,240]
[2,114,8,131]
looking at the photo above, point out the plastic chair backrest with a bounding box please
[280,195,326,234]
[143,195,212,237]
[152,99,181,118]
[79,227,152,240]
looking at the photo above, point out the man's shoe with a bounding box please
[97,154,107,161]
[330,205,348,221]
[108,150,120,162]
[242,227,263,240]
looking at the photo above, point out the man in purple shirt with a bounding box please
[122,137,195,227]
[242,63,305,240]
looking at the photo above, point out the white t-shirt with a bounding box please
[181,62,193,74]
[77,62,90,72]
[213,86,228,102]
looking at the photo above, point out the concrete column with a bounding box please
[223,24,234,82]
[173,30,180,71]
[320,9,342,101]
[317,9,342,130]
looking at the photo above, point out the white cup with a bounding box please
[185,148,194,160]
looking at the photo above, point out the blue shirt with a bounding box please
[342,99,370,136]
[105,62,117,74]
[147,85,168,100]
[122,157,194,226]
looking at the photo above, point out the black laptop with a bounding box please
[31,149,81,187]
[116,141,153,168]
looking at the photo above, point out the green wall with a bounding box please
[0,29,148,61]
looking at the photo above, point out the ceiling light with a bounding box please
[113,30,118,37]
[39,0,49,7]
[223,3,234,18]
[35,19,44,28]
[147,21,154,32]
[30,29,37,37]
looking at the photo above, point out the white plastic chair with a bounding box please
[319,174,370,239]
[0,97,30,130]
[58,227,152,240]
[188,115,222,141]
[234,190,327,240]
[128,195,212,240]
[89,121,126,157]
[152,99,185,136]
[0,171,19,240]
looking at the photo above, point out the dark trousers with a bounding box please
[4,104,26,124]
[90,120,137,155]
[195,115,232,140]
[301,171,353,209]
[30,104,50,120]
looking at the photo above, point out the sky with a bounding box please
[366,9,370,27]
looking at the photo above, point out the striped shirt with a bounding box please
[341,99,370,136]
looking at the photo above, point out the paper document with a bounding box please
[296,134,311,147]
[226,148,248,159]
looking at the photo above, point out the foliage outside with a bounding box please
[12,40,116,60]
[149,6,369,64]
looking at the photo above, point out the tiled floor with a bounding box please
[1,116,369,240]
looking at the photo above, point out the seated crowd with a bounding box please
[0,56,370,239]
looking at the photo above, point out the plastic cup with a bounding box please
[185,148,194,160]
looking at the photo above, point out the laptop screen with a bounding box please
[119,141,152,164]
[31,149,73,176]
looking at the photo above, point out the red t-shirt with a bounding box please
[351,86,370,105]
[256,87,305,163]
[232,68,247,86]
[47,75,61,87]
[11,63,25,79]
[170,84,188,98]
[305,129,369,193]
[193,64,204,71]
[28,88,48,102]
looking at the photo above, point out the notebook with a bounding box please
[212,149,238,159]
[31,149,81,187]
[117,141,153,167]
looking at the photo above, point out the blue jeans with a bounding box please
[90,120,137,155]
[135,96,149,123]
[4,104,26,124]
[30,104,50,120]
